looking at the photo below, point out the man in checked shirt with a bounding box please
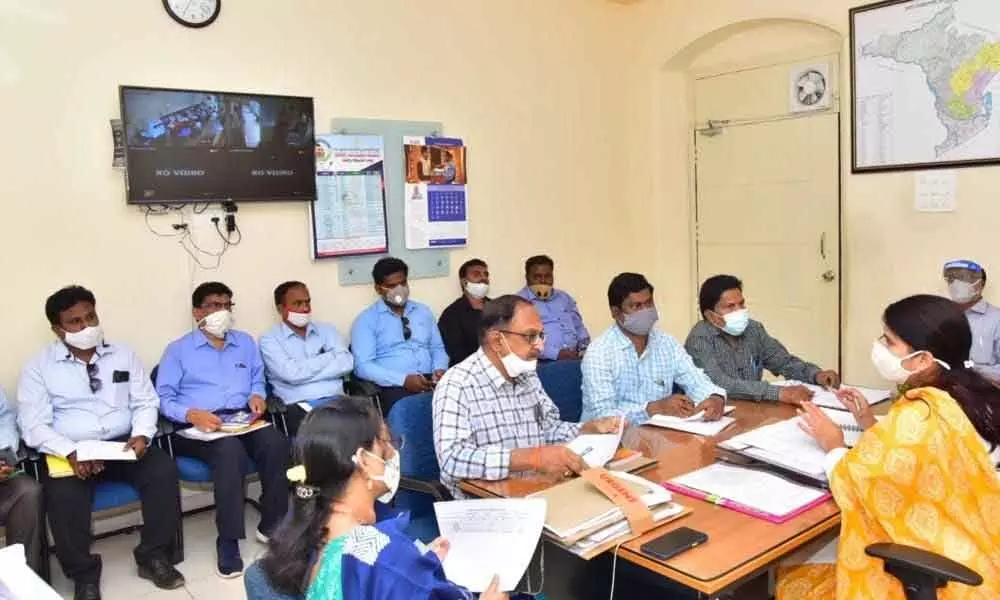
[433,295,622,498]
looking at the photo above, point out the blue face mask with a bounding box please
[719,308,750,336]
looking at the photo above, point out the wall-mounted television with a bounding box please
[119,85,316,204]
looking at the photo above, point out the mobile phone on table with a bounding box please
[640,527,709,561]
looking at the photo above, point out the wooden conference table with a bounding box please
[460,400,847,598]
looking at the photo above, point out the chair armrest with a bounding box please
[156,416,177,437]
[346,377,379,398]
[866,543,983,588]
[399,476,452,502]
[266,396,287,414]
[17,440,40,463]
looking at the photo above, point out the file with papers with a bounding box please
[434,499,546,593]
[773,381,891,410]
[720,407,882,483]
[646,405,736,436]
[665,463,831,523]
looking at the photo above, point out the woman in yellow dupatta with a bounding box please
[778,295,1000,600]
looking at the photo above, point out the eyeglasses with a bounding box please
[500,329,546,346]
[401,316,412,341]
[86,363,102,394]
[200,301,235,311]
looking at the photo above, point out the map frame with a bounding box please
[850,0,1000,173]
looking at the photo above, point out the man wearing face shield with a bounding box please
[685,275,840,406]
[18,285,184,599]
[433,295,622,498]
[351,258,449,417]
[516,255,590,361]
[156,281,290,579]
[943,259,1000,382]
[582,273,728,425]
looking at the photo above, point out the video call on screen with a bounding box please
[121,88,316,203]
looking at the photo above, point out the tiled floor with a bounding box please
[48,510,263,600]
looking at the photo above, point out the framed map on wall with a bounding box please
[851,0,1000,172]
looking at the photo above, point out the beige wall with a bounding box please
[0,0,645,391]
[622,0,1000,386]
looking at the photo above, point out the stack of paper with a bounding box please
[177,420,271,442]
[528,471,687,559]
[646,405,736,436]
[773,381,891,410]
[74,441,137,462]
[434,499,546,593]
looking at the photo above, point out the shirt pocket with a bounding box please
[110,380,131,408]
[407,315,434,346]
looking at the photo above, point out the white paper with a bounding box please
[296,402,313,413]
[773,381,891,410]
[74,440,136,462]
[0,545,62,600]
[434,499,546,593]
[571,504,686,552]
[671,463,827,516]
[177,421,271,442]
[728,408,882,478]
[915,170,957,213]
[566,417,624,468]
[646,406,736,437]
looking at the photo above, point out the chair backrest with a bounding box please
[244,560,300,600]
[385,392,438,482]
[537,360,583,422]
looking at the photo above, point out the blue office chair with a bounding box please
[866,543,982,600]
[537,359,583,422]
[385,392,450,543]
[26,419,184,583]
[150,365,262,516]
[244,560,299,600]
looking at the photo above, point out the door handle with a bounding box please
[820,232,827,260]
[822,270,836,282]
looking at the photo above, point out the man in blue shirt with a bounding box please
[260,281,354,435]
[0,386,43,577]
[18,286,184,600]
[517,255,590,361]
[351,257,449,416]
[156,282,289,579]
[582,273,727,426]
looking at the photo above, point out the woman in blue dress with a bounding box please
[260,397,507,600]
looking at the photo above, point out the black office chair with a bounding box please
[866,543,983,600]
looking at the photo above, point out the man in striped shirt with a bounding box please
[685,275,840,404]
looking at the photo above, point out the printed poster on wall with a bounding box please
[310,134,389,259]
[403,136,468,249]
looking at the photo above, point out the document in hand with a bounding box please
[645,405,736,436]
[433,498,546,593]
[74,440,137,462]
[566,417,625,468]
[0,544,62,600]
[177,420,271,442]
[773,381,891,410]
[218,410,262,433]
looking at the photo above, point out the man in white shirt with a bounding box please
[260,281,354,435]
[944,259,1000,382]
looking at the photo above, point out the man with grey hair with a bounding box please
[433,295,621,498]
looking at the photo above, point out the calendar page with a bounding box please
[403,136,468,249]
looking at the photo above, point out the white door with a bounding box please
[694,69,841,372]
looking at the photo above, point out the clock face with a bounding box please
[163,0,220,28]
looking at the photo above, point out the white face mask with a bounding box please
[286,311,311,328]
[948,280,981,304]
[64,325,104,351]
[499,334,537,378]
[720,308,750,336]
[465,281,489,299]
[354,447,400,504]
[200,310,234,338]
[870,340,950,383]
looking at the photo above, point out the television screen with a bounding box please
[120,86,316,204]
